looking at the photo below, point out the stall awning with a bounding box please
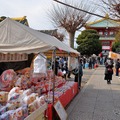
[0,18,79,57]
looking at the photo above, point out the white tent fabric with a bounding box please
[0,18,79,56]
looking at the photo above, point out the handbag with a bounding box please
[107,68,113,74]
[72,68,78,75]
[108,68,112,71]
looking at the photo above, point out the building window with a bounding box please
[102,41,110,46]
[104,31,108,36]
[110,31,113,35]
[109,31,114,36]
[99,31,103,35]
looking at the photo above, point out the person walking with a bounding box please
[78,58,83,89]
[62,61,68,79]
[91,56,96,69]
[88,57,92,69]
[104,58,114,84]
[115,59,120,77]
[72,58,83,89]
[52,58,59,75]
[83,57,86,69]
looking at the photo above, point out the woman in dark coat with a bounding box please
[115,59,120,76]
[104,58,114,84]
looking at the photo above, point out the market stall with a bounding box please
[108,51,120,59]
[0,18,80,120]
[108,51,120,73]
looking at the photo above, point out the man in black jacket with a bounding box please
[115,59,120,77]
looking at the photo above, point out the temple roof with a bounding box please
[0,16,29,26]
[85,15,120,28]
[39,29,58,36]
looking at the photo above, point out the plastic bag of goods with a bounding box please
[33,53,47,74]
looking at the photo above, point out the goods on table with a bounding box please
[0,68,75,120]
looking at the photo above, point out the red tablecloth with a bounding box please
[46,82,78,120]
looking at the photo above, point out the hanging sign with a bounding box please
[70,57,78,70]
[33,53,47,74]
[0,53,28,62]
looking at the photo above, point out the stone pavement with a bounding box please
[66,66,120,120]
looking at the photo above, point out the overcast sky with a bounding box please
[0,0,55,30]
[0,0,103,30]
[0,0,103,47]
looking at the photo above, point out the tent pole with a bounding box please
[78,56,80,89]
[52,48,56,120]
[52,48,56,104]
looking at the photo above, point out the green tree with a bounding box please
[112,31,120,53]
[115,31,120,42]
[76,29,102,56]
[112,41,120,53]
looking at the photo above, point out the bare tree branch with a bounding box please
[100,0,120,20]
[53,0,106,19]
[48,0,97,48]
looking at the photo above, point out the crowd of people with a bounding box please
[51,55,98,89]
[50,55,120,87]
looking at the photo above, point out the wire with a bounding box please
[53,0,118,21]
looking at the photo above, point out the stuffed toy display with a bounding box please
[0,69,16,91]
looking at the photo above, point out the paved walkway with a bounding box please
[66,66,120,120]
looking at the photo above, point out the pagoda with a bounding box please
[85,14,120,55]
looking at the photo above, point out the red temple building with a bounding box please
[85,14,120,55]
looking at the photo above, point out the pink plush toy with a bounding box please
[0,69,16,91]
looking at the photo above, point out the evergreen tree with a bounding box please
[112,31,120,53]
[76,29,102,56]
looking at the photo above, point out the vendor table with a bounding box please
[46,82,78,120]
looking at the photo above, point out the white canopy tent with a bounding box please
[0,18,80,104]
[0,18,79,56]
